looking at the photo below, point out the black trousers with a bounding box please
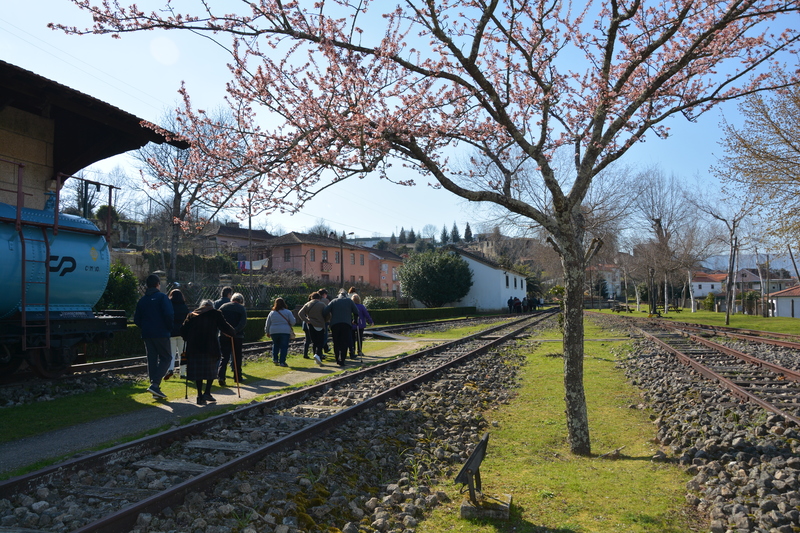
[331,323,351,364]
[218,336,243,381]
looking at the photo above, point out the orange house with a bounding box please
[263,232,403,293]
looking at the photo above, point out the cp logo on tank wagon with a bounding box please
[49,255,77,277]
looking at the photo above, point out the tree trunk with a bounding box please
[725,236,736,325]
[560,245,591,456]
[170,186,181,282]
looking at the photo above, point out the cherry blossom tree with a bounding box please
[54,0,800,455]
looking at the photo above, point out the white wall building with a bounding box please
[769,286,800,318]
[447,248,528,312]
[690,272,728,298]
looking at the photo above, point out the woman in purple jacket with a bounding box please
[351,294,373,358]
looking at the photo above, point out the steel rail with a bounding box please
[657,320,800,350]
[674,329,800,383]
[71,313,547,533]
[637,327,800,427]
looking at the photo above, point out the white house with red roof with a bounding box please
[768,286,800,318]
[690,272,728,298]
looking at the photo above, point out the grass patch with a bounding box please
[594,308,800,334]
[416,321,695,533]
[408,320,513,339]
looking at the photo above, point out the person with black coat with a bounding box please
[323,289,359,366]
[218,293,248,386]
[181,299,236,405]
[133,274,173,399]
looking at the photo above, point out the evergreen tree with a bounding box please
[390,233,397,244]
[451,222,461,243]
[440,225,450,244]
[397,249,473,307]
[464,222,473,243]
[398,227,407,243]
[375,240,388,250]
[407,228,416,243]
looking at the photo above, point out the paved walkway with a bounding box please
[0,340,433,476]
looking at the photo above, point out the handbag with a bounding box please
[280,311,296,339]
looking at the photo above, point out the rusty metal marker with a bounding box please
[455,433,511,520]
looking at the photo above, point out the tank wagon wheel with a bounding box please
[27,347,72,379]
[0,346,23,376]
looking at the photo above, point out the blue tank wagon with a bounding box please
[0,194,127,378]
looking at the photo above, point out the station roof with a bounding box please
[0,60,185,177]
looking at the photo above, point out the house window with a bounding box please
[350,275,356,283]
[322,274,329,281]
[350,253,355,265]
[309,249,315,262]
[392,267,397,281]
[505,275,509,287]
[322,250,328,262]
[335,251,340,264]
[711,284,715,289]
[698,284,702,290]
[358,276,363,282]
[514,278,517,288]
[382,263,388,271]
[284,249,291,262]
[360,254,365,265]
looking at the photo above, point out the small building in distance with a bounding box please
[260,232,403,294]
[445,246,527,312]
[198,222,273,262]
[690,272,728,298]
[769,286,800,318]
[734,268,796,294]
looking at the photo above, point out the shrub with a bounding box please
[363,296,399,310]
[397,249,473,307]
[702,292,716,311]
[95,261,139,316]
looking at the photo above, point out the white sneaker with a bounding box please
[314,355,322,365]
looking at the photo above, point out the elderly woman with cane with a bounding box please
[181,299,236,405]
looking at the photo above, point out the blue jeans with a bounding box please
[271,333,290,364]
[143,337,172,387]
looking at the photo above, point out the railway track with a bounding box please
[634,321,800,426]
[652,318,800,350]
[0,315,517,386]
[0,312,551,533]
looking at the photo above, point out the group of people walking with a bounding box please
[273,286,373,367]
[507,295,539,313]
[135,276,372,405]
[134,278,247,405]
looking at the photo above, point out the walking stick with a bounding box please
[230,336,241,398]
[359,328,363,363]
[182,341,188,400]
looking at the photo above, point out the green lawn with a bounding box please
[407,319,513,339]
[595,307,800,334]
[416,317,697,533]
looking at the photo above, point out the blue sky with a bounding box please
[0,1,735,239]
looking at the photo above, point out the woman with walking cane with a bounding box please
[351,294,373,360]
[181,299,236,405]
